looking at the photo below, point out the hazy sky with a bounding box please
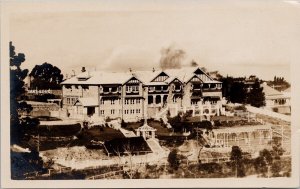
[8,0,300,81]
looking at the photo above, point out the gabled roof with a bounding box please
[136,123,157,132]
[75,97,98,107]
[61,67,220,86]
[122,76,142,85]
[150,71,169,82]
[262,84,283,96]
[61,71,133,85]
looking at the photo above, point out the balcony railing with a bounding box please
[202,88,222,92]
[173,88,182,93]
[102,90,121,95]
[126,90,139,95]
[148,88,169,93]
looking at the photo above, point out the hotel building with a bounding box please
[61,67,223,122]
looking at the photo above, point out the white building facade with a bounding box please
[61,67,223,122]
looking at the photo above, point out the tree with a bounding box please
[230,146,245,177]
[247,79,265,107]
[270,137,285,177]
[254,149,273,177]
[10,41,31,144]
[11,150,46,179]
[229,82,247,104]
[29,62,63,90]
[168,149,180,171]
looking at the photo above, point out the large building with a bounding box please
[61,67,223,122]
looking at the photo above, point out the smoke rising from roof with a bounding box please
[159,45,186,70]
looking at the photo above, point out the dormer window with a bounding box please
[65,85,71,89]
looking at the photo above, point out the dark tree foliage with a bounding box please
[230,146,245,177]
[198,162,223,174]
[254,149,273,177]
[271,137,285,160]
[10,41,33,144]
[221,76,248,104]
[247,79,265,107]
[11,150,46,179]
[268,76,290,91]
[220,76,234,98]
[168,149,180,171]
[29,62,63,89]
[229,82,247,104]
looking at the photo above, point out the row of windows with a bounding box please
[125,99,141,104]
[126,85,139,92]
[100,99,141,105]
[66,97,78,105]
[124,109,141,114]
[149,86,169,92]
[100,109,141,115]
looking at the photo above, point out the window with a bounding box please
[149,86,155,92]
[130,109,134,114]
[111,99,115,105]
[134,86,139,92]
[111,109,115,114]
[126,85,139,93]
[67,98,70,104]
[100,110,105,115]
[125,99,129,105]
[136,99,140,104]
[100,99,105,105]
[71,98,76,105]
[82,85,89,90]
[136,109,140,114]
[130,99,134,104]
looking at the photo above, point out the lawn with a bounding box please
[82,126,125,142]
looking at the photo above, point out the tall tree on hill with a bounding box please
[230,146,245,177]
[247,79,265,107]
[229,82,247,104]
[10,42,39,144]
[29,62,63,90]
[10,42,30,144]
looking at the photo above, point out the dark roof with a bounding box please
[103,137,152,156]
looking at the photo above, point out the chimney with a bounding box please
[81,67,86,72]
[129,68,132,72]
[152,67,155,72]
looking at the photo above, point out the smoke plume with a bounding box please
[159,45,186,70]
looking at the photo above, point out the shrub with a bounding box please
[198,162,222,174]
[168,149,180,171]
[121,119,127,128]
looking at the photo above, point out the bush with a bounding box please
[234,105,247,111]
[168,149,180,171]
[198,162,223,174]
[105,117,112,122]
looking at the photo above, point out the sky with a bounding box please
[7,0,300,82]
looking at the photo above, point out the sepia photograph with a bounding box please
[1,0,299,188]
